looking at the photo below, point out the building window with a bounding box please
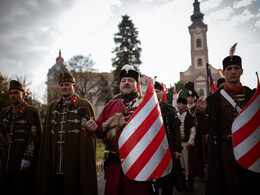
[199,89,204,96]
[55,71,61,82]
[197,58,203,66]
[196,39,202,47]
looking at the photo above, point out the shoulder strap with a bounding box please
[220,89,242,113]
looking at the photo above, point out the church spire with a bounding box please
[190,0,204,25]
[56,49,64,64]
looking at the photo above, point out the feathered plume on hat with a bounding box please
[222,42,242,70]
[229,42,237,61]
[120,64,139,82]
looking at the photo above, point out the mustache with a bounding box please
[122,84,131,88]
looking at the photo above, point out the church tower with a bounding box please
[180,0,220,97]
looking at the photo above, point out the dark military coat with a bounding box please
[0,101,42,194]
[195,86,260,195]
[155,101,183,189]
[37,94,97,195]
[0,123,9,194]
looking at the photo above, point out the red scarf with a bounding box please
[224,83,242,95]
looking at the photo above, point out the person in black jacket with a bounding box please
[195,44,260,195]
[153,81,185,195]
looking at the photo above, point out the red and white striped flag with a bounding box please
[118,78,173,181]
[232,73,260,173]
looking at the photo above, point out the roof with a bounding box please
[190,0,206,27]
[47,62,68,76]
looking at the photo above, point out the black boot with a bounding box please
[187,175,194,192]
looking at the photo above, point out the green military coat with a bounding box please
[37,94,97,195]
[0,101,42,194]
[0,123,9,194]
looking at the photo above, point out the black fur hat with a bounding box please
[120,64,139,82]
[222,43,242,70]
[217,78,225,88]
[177,97,187,105]
[154,81,163,91]
[222,55,242,70]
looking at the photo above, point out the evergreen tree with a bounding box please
[166,86,174,105]
[112,15,142,94]
[166,81,185,105]
[0,73,10,111]
[175,80,185,96]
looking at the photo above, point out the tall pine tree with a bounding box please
[112,15,142,94]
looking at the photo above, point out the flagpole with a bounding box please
[206,63,210,97]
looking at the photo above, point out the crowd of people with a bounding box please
[0,44,260,195]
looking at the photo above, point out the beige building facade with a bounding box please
[46,51,149,116]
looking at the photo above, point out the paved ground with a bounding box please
[97,171,105,195]
[97,170,206,195]
[174,177,206,195]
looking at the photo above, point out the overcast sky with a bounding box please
[0,0,260,103]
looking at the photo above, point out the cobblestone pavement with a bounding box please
[97,171,206,195]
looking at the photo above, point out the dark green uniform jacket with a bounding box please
[0,101,42,194]
[37,94,97,195]
[0,123,8,194]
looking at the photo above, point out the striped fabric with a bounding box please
[232,73,260,173]
[118,78,172,181]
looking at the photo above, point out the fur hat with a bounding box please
[222,55,242,70]
[222,43,242,70]
[177,97,187,105]
[187,91,195,98]
[154,81,163,91]
[58,72,75,84]
[9,80,25,92]
[217,78,225,88]
[120,64,139,82]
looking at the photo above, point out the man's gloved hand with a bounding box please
[20,159,31,171]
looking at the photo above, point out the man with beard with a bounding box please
[0,80,41,195]
[37,72,97,195]
[86,65,152,195]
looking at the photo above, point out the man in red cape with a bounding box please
[86,65,151,195]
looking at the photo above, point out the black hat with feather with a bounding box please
[120,64,139,82]
[222,43,242,70]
